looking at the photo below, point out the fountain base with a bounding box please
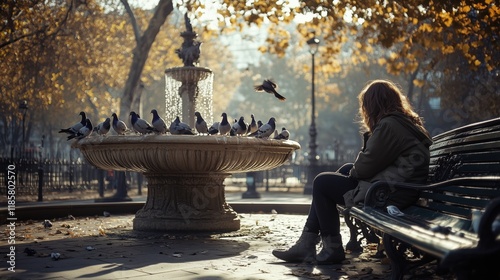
[133,172,240,232]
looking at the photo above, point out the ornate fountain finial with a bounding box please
[176,12,201,67]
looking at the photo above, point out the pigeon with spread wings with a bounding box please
[255,79,286,101]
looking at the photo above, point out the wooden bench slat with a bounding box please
[430,141,500,157]
[453,163,500,175]
[430,131,500,152]
[420,191,493,206]
[421,185,500,197]
[404,206,472,231]
[430,151,500,164]
[424,200,479,218]
[432,118,500,142]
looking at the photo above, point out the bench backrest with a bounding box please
[412,118,500,227]
[429,117,500,182]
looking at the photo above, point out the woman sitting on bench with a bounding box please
[272,79,433,264]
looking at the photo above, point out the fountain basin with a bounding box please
[74,135,300,232]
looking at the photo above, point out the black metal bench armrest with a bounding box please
[478,196,500,247]
[364,176,500,208]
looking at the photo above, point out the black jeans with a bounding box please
[305,163,357,237]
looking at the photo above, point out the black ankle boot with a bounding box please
[316,235,345,264]
[272,230,319,263]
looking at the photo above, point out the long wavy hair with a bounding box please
[358,80,426,133]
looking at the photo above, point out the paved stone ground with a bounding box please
[1,212,454,280]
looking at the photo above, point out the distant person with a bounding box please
[272,79,432,264]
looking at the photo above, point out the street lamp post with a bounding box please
[19,100,28,156]
[304,35,320,195]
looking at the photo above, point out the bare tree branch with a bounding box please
[120,0,141,45]
[119,0,174,116]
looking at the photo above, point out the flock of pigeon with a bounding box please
[58,79,290,141]
[58,110,290,141]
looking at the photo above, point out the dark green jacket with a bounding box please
[344,113,433,208]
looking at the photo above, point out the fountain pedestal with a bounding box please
[74,135,300,232]
[134,172,238,231]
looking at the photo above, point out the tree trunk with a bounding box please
[119,0,174,116]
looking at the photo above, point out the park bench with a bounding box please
[344,117,500,279]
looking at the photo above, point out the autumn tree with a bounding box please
[0,0,127,156]
[185,0,499,121]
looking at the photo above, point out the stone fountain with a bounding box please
[73,13,300,232]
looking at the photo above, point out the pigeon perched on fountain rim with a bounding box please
[94,117,111,136]
[194,111,209,135]
[232,116,248,136]
[247,114,258,135]
[218,112,232,136]
[151,109,168,134]
[130,111,156,134]
[67,118,93,140]
[250,117,276,138]
[59,111,86,134]
[169,116,195,135]
[111,113,128,135]
[274,127,290,140]
[208,121,220,135]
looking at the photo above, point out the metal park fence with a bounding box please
[0,157,104,200]
[1,155,342,202]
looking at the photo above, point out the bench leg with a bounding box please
[343,211,380,253]
[382,233,436,280]
[344,212,363,252]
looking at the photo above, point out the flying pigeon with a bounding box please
[247,114,258,135]
[67,118,93,140]
[254,79,286,101]
[151,109,168,134]
[93,117,111,136]
[111,113,128,135]
[218,112,232,136]
[194,111,209,135]
[59,111,86,134]
[169,116,195,135]
[208,121,220,135]
[274,127,290,140]
[252,117,276,138]
[231,116,248,136]
[130,111,156,134]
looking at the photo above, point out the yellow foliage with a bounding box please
[419,23,433,32]
[440,13,453,27]
[258,46,268,53]
[413,79,425,88]
[490,5,500,18]
[441,45,455,54]
[462,6,471,13]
